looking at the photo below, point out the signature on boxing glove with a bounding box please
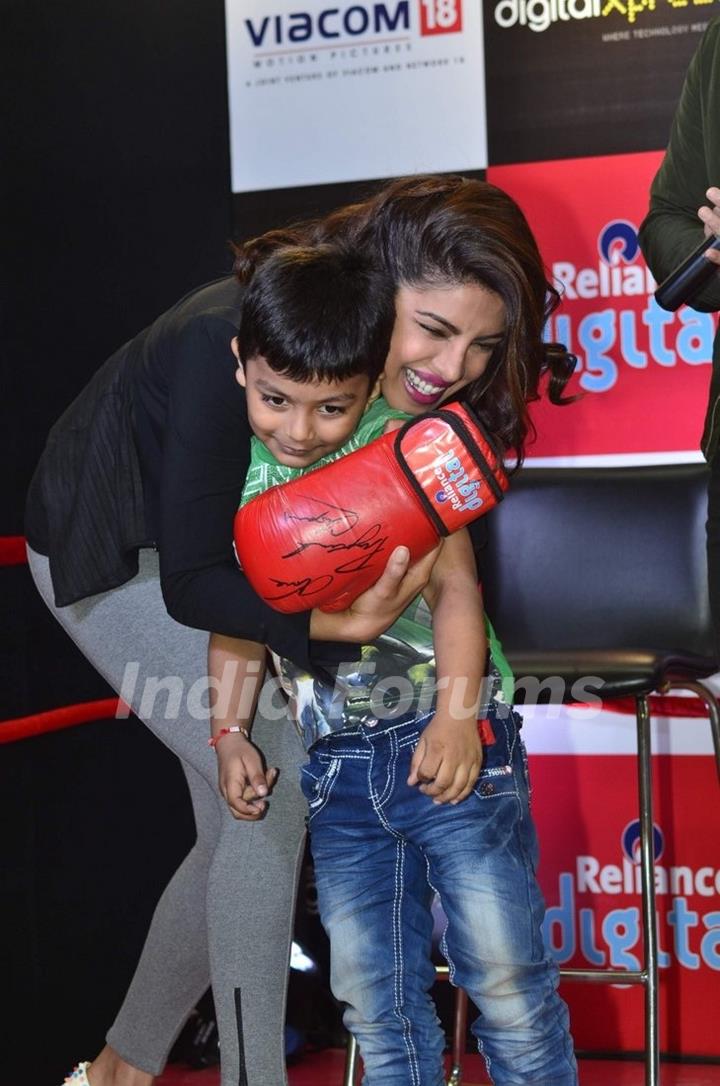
[268,498,388,600]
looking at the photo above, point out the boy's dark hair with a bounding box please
[237,243,395,386]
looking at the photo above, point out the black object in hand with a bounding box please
[655,234,720,311]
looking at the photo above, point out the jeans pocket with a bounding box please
[470,704,520,799]
[300,756,342,821]
[472,761,516,799]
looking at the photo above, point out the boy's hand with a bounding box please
[407,716,483,805]
[215,735,278,820]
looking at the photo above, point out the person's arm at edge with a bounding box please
[639,20,720,312]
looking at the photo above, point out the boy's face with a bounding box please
[235,350,372,468]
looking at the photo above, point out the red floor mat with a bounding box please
[157,1048,720,1085]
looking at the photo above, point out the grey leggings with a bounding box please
[27,547,307,1086]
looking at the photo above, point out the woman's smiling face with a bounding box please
[380,282,507,414]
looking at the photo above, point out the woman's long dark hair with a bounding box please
[232,174,576,463]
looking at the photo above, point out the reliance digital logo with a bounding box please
[244,0,462,48]
[554,220,651,303]
[546,219,714,394]
[598,219,639,267]
[621,818,663,865]
[543,822,720,972]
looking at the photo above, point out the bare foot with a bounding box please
[85,1046,154,1086]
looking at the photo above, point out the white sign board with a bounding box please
[225,0,488,192]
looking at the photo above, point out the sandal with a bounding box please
[62,1063,91,1085]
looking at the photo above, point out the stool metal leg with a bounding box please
[636,694,659,1086]
[344,1031,360,1086]
[447,988,468,1085]
[669,679,720,787]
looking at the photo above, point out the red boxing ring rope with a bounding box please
[0,535,29,566]
[0,700,126,744]
[1,535,124,741]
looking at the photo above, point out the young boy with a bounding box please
[208,243,575,1086]
[208,242,497,819]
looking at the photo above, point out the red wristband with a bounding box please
[208,726,250,748]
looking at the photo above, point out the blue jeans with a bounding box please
[300,707,577,1086]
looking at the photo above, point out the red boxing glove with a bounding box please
[234,401,509,613]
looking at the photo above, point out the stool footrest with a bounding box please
[559,966,646,985]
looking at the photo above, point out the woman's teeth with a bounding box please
[404,369,445,396]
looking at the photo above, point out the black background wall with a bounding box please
[4,4,228,1081]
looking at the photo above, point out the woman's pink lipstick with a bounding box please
[402,367,453,405]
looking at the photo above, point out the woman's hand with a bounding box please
[309,543,441,644]
[215,734,278,820]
